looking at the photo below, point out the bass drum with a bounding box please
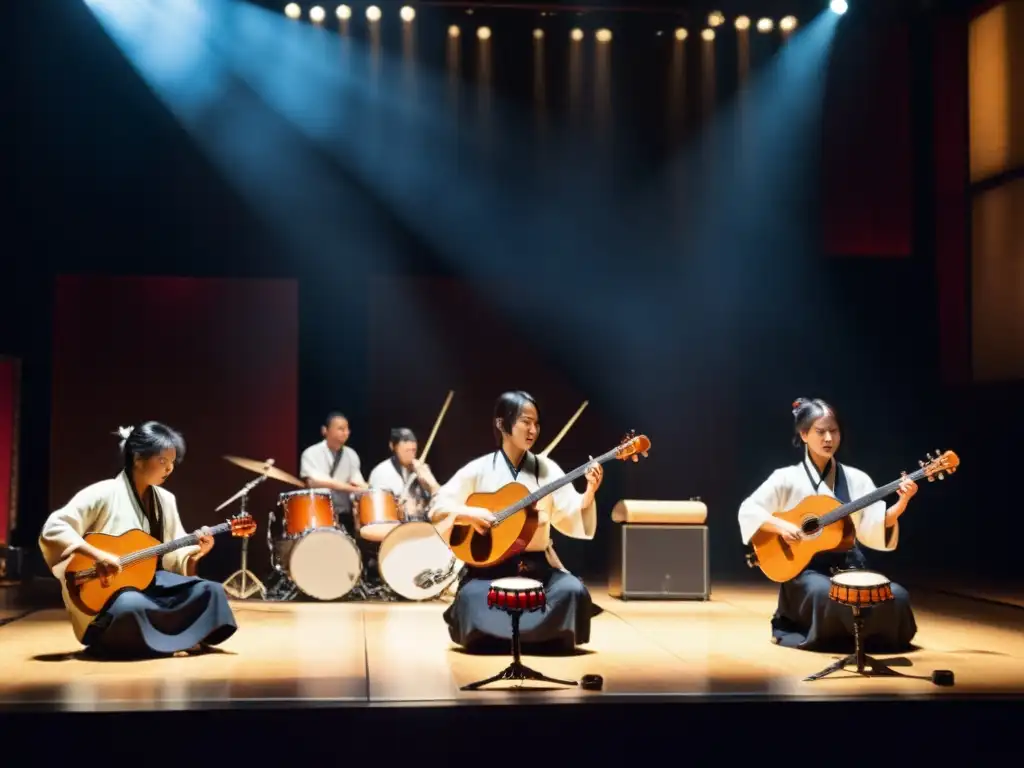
[282,528,363,601]
[378,521,464,601]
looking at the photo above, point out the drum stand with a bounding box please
[804,605,900,682]
[221,476,267,600]
[461,611,579,691]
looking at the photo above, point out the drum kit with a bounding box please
[219,455,462,604]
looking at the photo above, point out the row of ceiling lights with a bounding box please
[284,5,800,36]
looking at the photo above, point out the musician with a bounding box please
[300,411,368,536]
[429,391,603,652]
[38,422,237,658]
[367,427,441,520]
[737,398,918,652]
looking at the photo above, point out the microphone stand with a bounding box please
[221,469,270,600]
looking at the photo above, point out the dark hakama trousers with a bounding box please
[443,551,591,652]
[81,571,237,658]
[771,547,917,652]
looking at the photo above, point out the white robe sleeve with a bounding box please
[544,458,597,540]
[428,460,480,522]
[738,469,787,545]
[299,446,320,482]
[38,485,107,571]
[159,492,201,575]
[367,462,389,491]
[849,470,898,551]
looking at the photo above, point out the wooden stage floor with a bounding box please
[3,579,1024,711]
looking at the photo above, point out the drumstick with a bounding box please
[418,389,454,463]
[539,400,589,458]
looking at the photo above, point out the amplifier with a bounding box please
[608,524,710,600]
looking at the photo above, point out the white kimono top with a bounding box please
[299,441,365,487]
[367,457,416,496]
[737,451,899,551]
[429,451,597,571]
[38,471,199,642]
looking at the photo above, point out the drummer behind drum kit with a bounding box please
[220,455,462,604]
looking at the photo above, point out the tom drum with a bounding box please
[279,488,335,537]
[355,488,403,542]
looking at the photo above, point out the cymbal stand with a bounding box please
[221,473,268,600]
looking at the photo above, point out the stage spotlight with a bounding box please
[757,18,774,32]
[448,24,460,37]
[366,5,381,21]
[309,5,325,23]
[674,27,688,41]
[596,28,612,43]
[780,15,798,31]
[735,16,750,30]
[400,5,415,22]
[708,11,725,27]
[570,28,583,41]
[336,4,351,20]
[701,28,715,41]
[533,28,544,40]
[284,2,300,19]
[477,26,491,40]
[830,0,849,13]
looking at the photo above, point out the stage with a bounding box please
[3,577,1024,704]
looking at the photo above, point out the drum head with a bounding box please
[831,569,888,587]
[378,522,463,601]
[491,576,542,591]
[359,522,400,543]
[289,528,362,600]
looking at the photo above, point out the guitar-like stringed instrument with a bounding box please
[443,432,651,568]
[747,450,959,583]
[64,514,256,616]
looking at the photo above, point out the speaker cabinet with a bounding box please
[608,524,709,600]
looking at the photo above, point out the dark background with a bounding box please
[0,0,1012,587]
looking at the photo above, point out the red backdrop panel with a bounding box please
[50,276,298,578]
[822,18,913,257]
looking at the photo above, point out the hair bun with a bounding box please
[791,398,807,415]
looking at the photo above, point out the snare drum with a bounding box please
[355,488,403,541]
[828,569,894,608]
[279,488,335,537]
[487,577,547,613]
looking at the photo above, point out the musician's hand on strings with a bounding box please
[459,508,496,534]
[94,550,122,578]
[195,527,215,556]
[585,457,604,492]
[775,520,804,543]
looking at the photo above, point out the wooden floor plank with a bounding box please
[2,582,1024,710]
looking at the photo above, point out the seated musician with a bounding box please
[299,411,368,538]
[38,422,237,659]
[737,398,918,652]
[428,391,603,653]
[366,427,441,521]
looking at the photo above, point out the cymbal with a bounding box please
[223,455,304,487]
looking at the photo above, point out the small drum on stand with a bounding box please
[269,488,362,601]
[354,488,403,543]
[805,569,902,682]
[461,577,578,691]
